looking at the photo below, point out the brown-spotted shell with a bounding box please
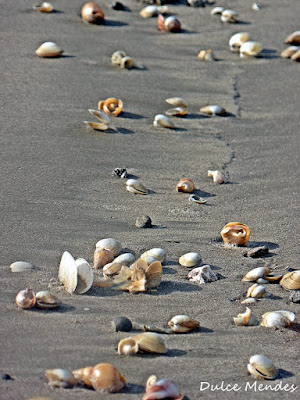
[98,98,123,116]
[72,366,94,387]
[90,363,126,393]
[81,2,105,24]
[176,178,195,193]
[221,222,250,246]
[280,270,300,290]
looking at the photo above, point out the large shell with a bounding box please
[229,32,250,52]
[165,97,187,108]
[179,252,202,268]
[96,238,122,257]
[72,366,94,387]
[90,363,126,393]
[200,105,227,116]
[280,270,300,290]
[35,42,63,58]
[176,178,195,193]
[98,98,123,116]
[81,2,105,24]
[233,307,258,326]
[246,283,268,299]
[187,265,219,284]
[10,261,34,273]
[168,315,200,333]
[285,31,300,45]
[75,258,94,294]
[141,248,166,263]
[153,114,175,128]
[36,291,61,309]
[260,310,295,328]
[117,338,139,355]
[240,41,263,58]
[247,355,278,380]
[207,170,227,184]
[15,288,36,310]
[242,267,271,282]
[58,251,77,294]
[93,249,114,270]
[33,2,53,12]
[221,222,250,246]
[140,5,168,19]
[145,261,162,289]
[111,50,126,66]
[143,377,184,400]
[126,179,148,195]
[132,332,167,354]
[45,369,78,388]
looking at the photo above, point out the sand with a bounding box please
[0,0,299,399]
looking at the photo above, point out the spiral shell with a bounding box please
[233,307,258,326]
[98,98,123,116]
[81,2,105,24]
[72,366,94,387]
[168,315,200,333]
[35,42,63,58]
[280,270,300,290]
[117,337,139,355]
[15,288,36,309]
[120,56,136,69]
[32,2,53,12]
[176,178,195,193]
[158,15,181,33]
[221,222,250,246]
[90,363,126,392]
[247,355,278,380]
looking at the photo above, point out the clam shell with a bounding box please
[168,315,200,333]
[143,378,183,400]
[75,258,93,294]
[111,50,126,66]
[98,98,123,116]
[81,2,105,24]
[32,2,53,12]
[176,178,195,193]
[229,32,251,52]
[140,5,168,19]
[35,42,63,58]
[153,114,175,128]
[179,252,202,268]
[141,248,166,263]
[188,194,207,204]
[242,267,271,282]
[15,288,36,310]
[241,297,257,304]
[200,105,227,116]
[207,170,227,184]
[126,179,148,195]
[96,238,122,257]
[291,49,300,61]
[197,49,215,61]
[188,265,219,284]
[103,262,122,278]
[280,270,300,290]
[93,248,114,270]
[10,261,34,273]
[281,46,300,59]
[90,363,126,393]
[285,31,300,45]
[58,251,77,294]
[45,369,77,388]
[145,261,162,289]
[118,338,139,355]
[132,332,167,354]
[84,121,109,131]
[88,109,111,124]
[36,291,61,309]
[240,41,263,58]
[165,97,187,108]
[210,7,224,15]
[247,355,278,380]
[120,56,136,69]
[165,106,187,116]
[233,307,258,326]
[246,283,268,299]
[140,254,158,265]
[260,310,295,328]
[113,253,135,266]
[221,9,239,23]
[72,366,94,387]
[221,222,250,246]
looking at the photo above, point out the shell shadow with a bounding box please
[200,326,214,333]
[193,189,216,198]
[278,369,294,379]
[103,20,129,27]
[288,322,300,334]
[234,20,251,25]
[116,127,135,135]
[87,286,123,297]
[121,383,145,394]
[165,349,187,357]
[151,224,168,230]
[260,49,279,59]
[120,111,146,120]
[185,113,211,120]
[248,241,279,250]
[29,304,76,313]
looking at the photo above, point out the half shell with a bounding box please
[140,5,168,19]
[153,114,175,128]
[240,41,263,58]
[10,261,34,273]
[165,97,187,108]
[143,377,183,400]
[247,355,278,380]
[246,283,268,299]
[126,179,148,195]
[200,105,227,116]
[120,56,136,69]
[165,107,187,116]
[58,251,77,294]
[141,248,166,263]
[242,267,271,282]
[93,248,114,270]
[285,31,300,45]
[35,42,63,58]
[132,332,167,354]
[36,291,61,309]
[96,238,122,257]
[145,261,162,289]
[168,315,200,333]
[221,9,239,23]
[197,49,215,61]
[179,252,202,268]
[280,270,300,290]
[229,32,250,52]
[221,222,250,246]
[233,307,258,326]
[260,310,295,328]
[210,7,224,15]
[75,258,94,294]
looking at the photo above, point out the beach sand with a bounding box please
[0,0,299,399]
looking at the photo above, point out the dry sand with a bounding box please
[0,0,299,399]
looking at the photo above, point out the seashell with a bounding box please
[72,366,94,387]
[165,106,187,116]
[233,307,258,326]
[246,283,268,299]
[35,42,63,58]
[221,222,250,246]
[158,15,181,33]
[141,248,166,263]
[241,297,257,304]
[84,109,111,131]
[115,253,136,265]
[58,251,77,294]
[211,7,224,15]
[132,332,167,354]
[221,9,239,23]
[291,49,300,61]
[90,363,126,393]
[36,291,61,309]
[126,178,148,195]
[140,5,168,19]
[242,267,271,282]
[280,270,300,290]
[200,105,227,116]
[165,97,187,108]
[252,3,261,11]
[103,262,122,277]
[140,254,158,265]
[27,397,56,400]
[10,261,34,273]
[229,32,251,52]
[240,41,263,58]
[179,252,202,268]
[197,49,215,61]
[207,170,227,184]
[98,98,123,116]
[153,114,175,128]
[45,368,78,388]
[120,56,136,69]
[247,355,278,380]
[93,248,114,270]
[176,178,195,193]
[187,265,219,284]
[111,50,126,66]
[15,288,36,309]
[285,31,300,45]
[96,238,122,257]
[118,337,139,355]
[74,258,94,294]
[280,46,300,59]
[168,315,200,333]
[260,310,295,328]
[112,167,127,178]
[81,2,105,24]
[84,121,110,131]
[145,261,162,289]
[32,2,53,12]
[187,0,202,7]
[189,194,207,205]
[143,377,184,400]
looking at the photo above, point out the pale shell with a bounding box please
[285,31,300,45]
[45,369,78,388]
[84,121,110,131]
[280,270,300,290]
[240,41,263,58]
[168,315,200,333]
[179,252,202,268]
[58,251,77,294]
[75,258,94,294]
[197,49,215,61]
[114,253,136,266]
[176,178,195,193]
[143,377,183,400]
[210,7,224,15]
[188,194,207,204]
[246,283,268,299]
[35,42,63,58]
[187,265,219,284]
[88,109,111,125]
[36,291,61,309]
[81,2,105,24]
[280,46,299,58]
[229,32,251,52]
[200,105,227,116]
[10,261,34,273]
[111,50,126,66]
[96,238,122,257]
[260,310,295,328]
[242,267,271,282]
[221,9,239,23]
[247,355,278,380]
[90,363,126,393]
[207,170,227,184]
[153,114,175,129]
[117,337,139,355]
[132,332,167,354]
[140,248,166,263]
[32,2,53,12]
[165,97,187,108]
[291,49,300,61]
[103,262,122,278]
[15,288,36,309]
[165,107,187,116]
[140,5,168,19]
[126,179,148,195]
[145,261,162,289]
[233,307,258,326]
[221,222,250,246]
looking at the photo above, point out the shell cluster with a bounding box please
[165,97,187,117]
[228,33,263,58]
[211,7,239,23]
[111,50,137,69]
[15,288,61,310]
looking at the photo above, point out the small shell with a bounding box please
[10,261,34,273]
[241,297,257,304]
[93,248,114,270]
[140,5,168,19]
[146,261,162,289]
[126,179,148,195]
[197,49,215,61]
[291,49,300,61]
[153,114,175,128]
[158,15,181,33]
[90,363,126,393]
[75,258,94,294]
[281,46,299,59]
[211,7,224,15]
[233,307,258,326]
[176,178,195,193]
[111,50,126,66]
[188,265,219,284]
[242,267,271,282]
[247,355,278,380]
[96,238,122,257]
[280,270,300,290]
[15,288,36,309]
[120,56,136,69]
[229,32,251,52]
[179,252,202,268]
[165,107,187,116]
[221,222,250,246]
[207,170,227,184]
[221,9,239,23]
[32,2,53,12]
[200,105,227,116]
[98,98,123,116]
[143,378,183,400]
[118,338,139,355]
[45,369,78,388]
[35,42,63,58]
[72,366,94,387]
[81,2,105,24]
[188,194,207,204]
[168,315,200,333]
[84,121,110,131]
[240,41,263,58]
[103,262,122,278]
[36,291,61,309]
[104,253,135,273]
[246,283,268,299]
[141,248,166,263]
[132,332,167,354]
[165,97,187,108]
[252,3,261,11]
[260,310,295,328]
[285,31,300,45]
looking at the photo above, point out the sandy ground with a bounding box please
[0,0,299,399]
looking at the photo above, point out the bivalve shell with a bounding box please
[233,307,258,326]
[126,179,148,195]
[211,7,224,15]
[246,283,268,299]
[143,377,183,400]
[33,2,53,12]
[291,49,300,61]
[179,252,202,268]
[75,258,94,294]
[141,248,166,263]
[93,249,114,270]
[35,42,63,58]
[240,41,263,58]
[117,337,139,355]
[58,252,93,294]
[168,315,200,333]
[153,114,175,128]
[197,49,215,61]
[140,5,168,19]
[229,32,250,52]
[285,31,300,45]
[10,261,34,273]
[132,332,167,354]
[242,267,271,282]
[221,9,239,23]
[280,46,299,59]
[165,97,187,108]
[247,355,278,380]
[280,270,300,290]
[36,291,61,309]
[165,106,187,116]
[260,310,295,328]
[200,105,227,116]
[221,222,250,246]
[96,238,122,257]
[145,261,162,289]
[81,2,105,24]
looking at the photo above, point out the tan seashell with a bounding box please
[35,42,63,58]
[141,248,166,263]
[291,49,300,61]
[146,261,162,289]
[126,179,148,195]
[143,377,184,400]
[153,114,175,128]
[246,283,268,299]
[242,267,271,282]
[93,248,114,270]
[241,297,257,304]
[90,363,126,393]
[32,2,53,12]
[98,98,123,116]
[260,310,295,328]
[84,109,112,131]
[120,56,136,69]
[187,265,219,284]
[233,307,258,326]
[179,252,201,268]
[84,121,110,131]
[140,5,168,19]
[280,270,300,290]
[285,31,300,45]
[81,2,105,24]
[176,178,195,193]
[146,375,158,391]
[15,288,36,309]
[258,275,283,283]
[210,7,224,15]
[168,315,200,333]
[72,366,94,387]
[111,50,126,66]
[96,238,122,257]
[208,170,227,184]
[132,332,167,354]
[221,9,239,23]
[247,355,278,380]
[36,291,61,309]
[117,337,139,355]
[200,105,227,116]
[45,369,78,388]
[197,49,215,61]
[165,97,187,108]
[114,253,135,265]
[221,222,250,246]
[103,262,122,278]
[165,106,187,116]
[158,14,181,33]
[229,32,251,52]
[280,46,299,59]
[10,261,34,273]
[240,41,263,58]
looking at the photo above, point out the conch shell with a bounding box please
[168,315,200,333]
[247,355,278,380]
[221,222,250,246]
[176,178,195,193]
[233,307,258,326]
[280,270,300,290]
[143,376,184,400]
[98,98,123,116]
[153,114,175,128]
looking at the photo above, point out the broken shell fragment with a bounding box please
[176,178,195,193]
[260,310,295,328]
[90,363,126,393]
[188,194,207,204]
[140,5,168,19]
[36,291,61,309]
[98,98,123,116]
[280,270,300,290]
[197,49,215,61]
[165,97,187,108]
[153,114,175,128]
[81,2,105,24]
[242,267,271,282]
[132,332,167,354]
[158,15,181,33]
[33,2,53,12]
[240,41,263,58]
[165,107,187,117]
[118,337,139,355]
[229,32,251,52]
[285,31,300,45]
[179,252,201,268]
[241,297,257,304]
[143,377,184,400]
[126,179,148,195]
[188,265,219,284]
[15,288,36,309]
[93,249,114,270]
[221,9,239,23]
[233,307,258,326]
[208,170,227,184]
[35,42,63,58]
[10,261,34,273]
[141,248,166,263]
[246,283,269,299]
[211,7,224,15]
[96,238,122,257]
[111,50,126,66]
[200,105,227,116]
[168,315,200,333]
[221,222,250,246]
[247,355,278,380]
[45,369,78,388]
[120,56,136,69]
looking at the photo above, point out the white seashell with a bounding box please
[58,251,78,294]
[233,307,258,326]
[88,109,111,125]
[240,41,263,58]
[168,315,200,333]
[197,49,215,61]
[140,248,166,263]
[200,105,227,116]
[246,283,268,299]
[103,262,122,278]
[153,114,175,129]
[84,121,110,131]
[36,290,61,309]
[126,179,148,195]
[140,255,158,266]
[140,5,168,19]
[45,368,78,388]
[241,297,257,304]
[221,9,239,23]
[165,97,187,108]
[188,265,219,284]
[33,2,54,12]
[114,253,135,266]
[285,31,300,45]
[242,267,271,282]
[260,310,295,328]
[96,238,122,257]
[35,42,63,58]
[252,3,261,11]
[179,252,202,268]
[229,32,251,52]
[111,50,126,66]
[75,258,94,294]
[10,261,34,273]
[165,107,187,116]
[211,7,224,15]
[247,355,278,380]
[207,170,227,184]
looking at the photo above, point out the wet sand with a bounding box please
[0,0,299,399]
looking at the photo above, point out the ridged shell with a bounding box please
[242,267,271,282]
[221,222,250,246]
[111,50,126,66]
[285,31,300,45]
[36,291,61,309]
[176,178,195,193]
[143,378,183,400]
[233,307,258,326]
[15,288,36,310]
[207,170,227,184]
[240,41,263,58]
[117,338,139,355]
[168,315,200,333]
[153,114,175,128]
[32,2,53,12]
[72,366,94,387]
[246,283,268,299]
[93,248,114,269]
[280,270,300,290]
[96,238,122,257]
[132,332,167,354]
[45,369,78,388]
[187,265,219,284]
[75,258,94,294]
[165,97,187,108]
[90,363,126,393]
[10,261,34,273]
[260,310,295,328]
[200,105,227,116]
[247,355,278,380]
[81,2,105,24]
[197,49,215,61]
[229,32,250,51]
[35,42,63,58]
[179,252,202,268]
[141,248,166,263]
[126,179,148,195]
[98,98,123,116]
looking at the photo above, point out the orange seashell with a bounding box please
[81,2,105,24]
[221,222,250,246]
[176,178,195,193]
[90,363,126,393]
[94,248,114,270]
[98,98,123,116]
[72,366,94,387]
